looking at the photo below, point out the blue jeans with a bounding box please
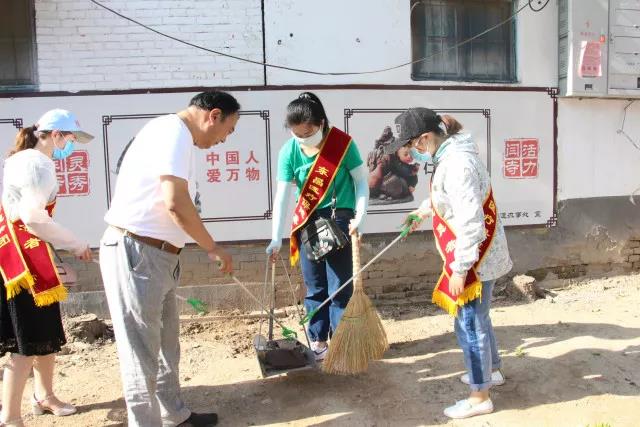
[454,280,501,391]
[298,209,354,342]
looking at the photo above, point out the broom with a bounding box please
[298,217,418,328]
[322,233,389,375]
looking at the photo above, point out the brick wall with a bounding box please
[34,0,264,91]
[60,232,444,317]
[60,230,640,318]
[622,238,640,271]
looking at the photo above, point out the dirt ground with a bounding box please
[3,272,639,427]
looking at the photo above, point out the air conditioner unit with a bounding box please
[559,0,640,98]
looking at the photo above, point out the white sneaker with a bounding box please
[460,370,505,386]
[310,342,328,361]
[444,399,494,419]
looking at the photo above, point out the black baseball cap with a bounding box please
[384,108,442,154]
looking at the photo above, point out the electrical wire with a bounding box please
[89,0,550,76]
[618,100,640,151]
[616,100,640,205]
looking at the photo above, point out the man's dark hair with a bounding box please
[189,91,240,118]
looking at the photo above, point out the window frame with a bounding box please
[410,0,518,83]
[0,0,38,91]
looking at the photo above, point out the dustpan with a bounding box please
[251,257,316,378]
[253,335,316,377]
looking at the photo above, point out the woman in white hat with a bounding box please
[0,109,94,426]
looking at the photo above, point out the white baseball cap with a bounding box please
[36,109,94,144]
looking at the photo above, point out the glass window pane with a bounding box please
[411,0,515,82]
[0,0,36,87]
[485,42,509,78]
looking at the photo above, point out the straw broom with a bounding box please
[322,233,389,374]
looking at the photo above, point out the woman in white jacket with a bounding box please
[398,108,512,419]
[0,110,93,426]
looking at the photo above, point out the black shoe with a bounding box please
[177,412,218,427]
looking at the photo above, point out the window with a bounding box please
[411,0,516,83]
[0,0,37,89]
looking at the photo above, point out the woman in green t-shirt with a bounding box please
[266,92,369,361]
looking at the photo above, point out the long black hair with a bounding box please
[285,92,330,134]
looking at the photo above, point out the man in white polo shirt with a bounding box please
[99,91,240,427]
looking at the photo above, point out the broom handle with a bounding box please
[268,259,276,341]
[300,230,408,326]
[351,234,362,291]
[231,275,292,333]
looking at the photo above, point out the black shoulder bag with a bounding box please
[298,187,349,262]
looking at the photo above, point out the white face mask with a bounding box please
[292,127,323,147]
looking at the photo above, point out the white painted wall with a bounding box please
[33,0,557,90]
[34,0,264,91]
[0,88,555,245]
[23,0,640,204]
[557,98,640,200]
[264,0,558,86]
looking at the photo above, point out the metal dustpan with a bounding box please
[253,335,316,378]
[251,258,316,378]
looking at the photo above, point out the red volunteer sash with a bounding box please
[0,201,68,306]
[289,127,352,266]
[431,190,498,316]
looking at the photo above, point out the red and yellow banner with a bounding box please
[289,127,352,266]
[0,202,68,306]
[431,190,498,316]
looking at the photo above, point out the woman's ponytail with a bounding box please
[8,125,39,157]
[286,92,330,134]
[440,115,463,135]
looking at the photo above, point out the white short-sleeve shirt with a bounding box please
[104,114,196,247]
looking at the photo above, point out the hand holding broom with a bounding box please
[403,202,433,236]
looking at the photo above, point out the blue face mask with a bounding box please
[52,138,75,160]
[410,147,432,164]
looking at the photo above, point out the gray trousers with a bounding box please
[99,227,191,427]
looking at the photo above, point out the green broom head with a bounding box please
[186,297,209,314]
[282,326,298,340]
